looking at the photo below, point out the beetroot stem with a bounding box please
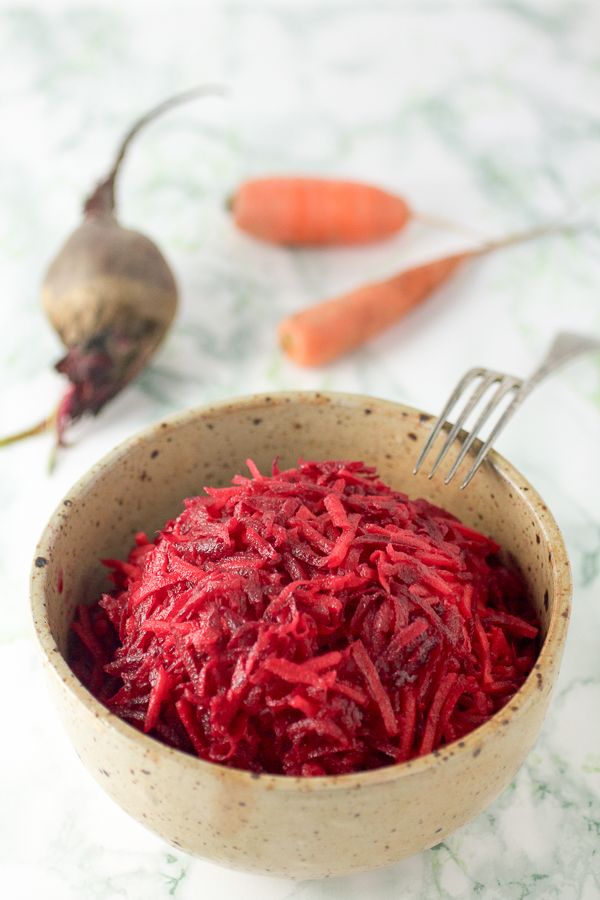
[0,383,73,475]
[0,415,54,447]
[84,83,226,216]
[47,436,59,475]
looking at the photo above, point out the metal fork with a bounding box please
[414,331,600,489]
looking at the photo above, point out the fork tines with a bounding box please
[413,368,525,489]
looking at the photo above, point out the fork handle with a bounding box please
[524,331,600,392]
[459,330,600,489]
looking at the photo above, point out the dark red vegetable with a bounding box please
[70,460,539,776]
[1,85,223,466]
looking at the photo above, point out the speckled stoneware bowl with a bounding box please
[31,392,571,878]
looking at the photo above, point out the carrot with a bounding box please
[230,176,475,246]
[278,224,564,366]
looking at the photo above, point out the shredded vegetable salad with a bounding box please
[70,459,539,775]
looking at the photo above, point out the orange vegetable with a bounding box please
[278,225,560,366]
[230,177,411,245]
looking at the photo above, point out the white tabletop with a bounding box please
[2,1,600,898]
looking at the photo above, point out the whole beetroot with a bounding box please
[3,85,224,464]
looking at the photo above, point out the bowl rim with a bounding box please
[30,390,572,792]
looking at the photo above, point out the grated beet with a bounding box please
[69,460,539,775]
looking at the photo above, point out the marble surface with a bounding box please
[2,1,600,897]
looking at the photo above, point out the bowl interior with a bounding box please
[36,392,561,682]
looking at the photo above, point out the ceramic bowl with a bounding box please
[30,392,571,878]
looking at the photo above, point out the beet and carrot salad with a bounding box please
[70,459,539,776]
